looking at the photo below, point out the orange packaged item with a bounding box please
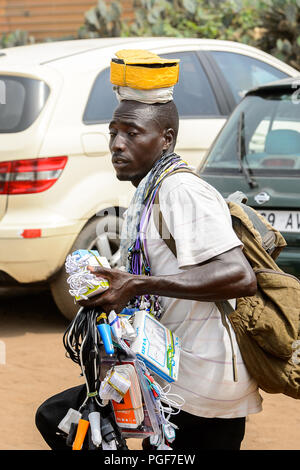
[112,364,144,429]
[72,410,90,450]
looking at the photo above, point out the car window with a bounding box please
[210,51,288,102]
[249,116,300,154]
[204,91,300,171]
[0,75,50,133]
[161,52,220,117]
[83,67,119,124]
[83,51,220,124]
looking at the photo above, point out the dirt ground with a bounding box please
[0,288,299,451]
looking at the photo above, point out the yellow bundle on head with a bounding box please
[110,49,180,91]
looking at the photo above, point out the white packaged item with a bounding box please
[130,310,180,383]
[57,408,82,434]
[119,316,137,340]
[108,311,122,339]
[65,249,110,301]
[100,367,131,403]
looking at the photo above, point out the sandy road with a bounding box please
[0,289,299,451]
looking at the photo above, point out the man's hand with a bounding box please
[78,266,137,314]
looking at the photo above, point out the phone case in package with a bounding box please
[112,363,144,429]
[130,310,180,383]
[103,358,160,439]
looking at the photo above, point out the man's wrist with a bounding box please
[130,274,156,297]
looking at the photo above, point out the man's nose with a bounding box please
[111,133,126,152]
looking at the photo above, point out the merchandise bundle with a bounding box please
[59,249,184,451]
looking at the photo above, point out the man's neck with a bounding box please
[130,149,176,188]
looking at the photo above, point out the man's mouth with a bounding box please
[112,155,130,167]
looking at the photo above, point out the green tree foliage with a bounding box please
[129,0,260,43]
[127,0,300,70]
[0,29,35,48]
[78,0,123,38]
[256,0,300,70]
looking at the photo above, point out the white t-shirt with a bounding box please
[142,172,262,418]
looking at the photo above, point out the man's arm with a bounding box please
[79,246,257,314]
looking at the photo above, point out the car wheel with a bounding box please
[50,214,123,321]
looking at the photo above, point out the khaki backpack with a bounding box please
[152,170,300,399]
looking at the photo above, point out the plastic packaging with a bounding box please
[58,408,82,435]
[72,409,90,450]
[97,320,114,356]
[130,310,180,383]
[65,249,110,301]
[88,411,102,447]
[101,356,161,439]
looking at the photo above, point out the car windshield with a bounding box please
[204,90,300,172]
[0,75,50,133]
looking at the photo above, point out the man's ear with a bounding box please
[163,128,176,151]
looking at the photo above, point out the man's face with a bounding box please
[109,101,166,187]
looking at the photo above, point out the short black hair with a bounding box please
[150,100,179,141]
[113,99,179,142]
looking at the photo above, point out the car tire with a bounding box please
[50,214,123,321]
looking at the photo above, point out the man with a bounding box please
[79,55,262,449]
[36,50,262,451]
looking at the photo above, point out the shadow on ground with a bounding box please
[0,287,69,338]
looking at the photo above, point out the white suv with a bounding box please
[0,37,298,319]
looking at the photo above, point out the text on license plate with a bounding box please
[257,210,300,232]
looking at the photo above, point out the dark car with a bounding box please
[199,77,300,278]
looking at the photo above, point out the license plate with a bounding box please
[257,210,300,233]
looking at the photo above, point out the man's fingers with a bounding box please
[88,265,111,277]
[78,295,105,309]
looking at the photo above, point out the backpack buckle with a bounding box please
[262,231,276,254]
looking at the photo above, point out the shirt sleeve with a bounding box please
[158,173,242,268]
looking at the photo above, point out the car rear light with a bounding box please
[0,156,67,194]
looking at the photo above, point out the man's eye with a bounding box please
[128,131,137,137]
[109,131,116,137]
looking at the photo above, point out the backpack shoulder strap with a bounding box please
[233,202,277,254]
[215,300,238,381]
